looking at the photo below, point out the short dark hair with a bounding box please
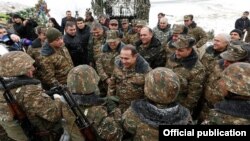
[121,44,138,55]
[244,11,249,14]
[65,21,76,29]
[76,17,85,22]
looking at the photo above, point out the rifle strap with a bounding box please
[0,76,41,90]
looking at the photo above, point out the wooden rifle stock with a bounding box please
[0,77,40,141]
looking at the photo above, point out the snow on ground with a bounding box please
[3,0,250,34]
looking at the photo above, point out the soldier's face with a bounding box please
[120,49,137,69]
[213,36,228,52]
[92,29,104,39]
[140,28,153,45]
[184,18,192,26]
[50,37,64,48]
[108,40,120,50]
[175,48,192,59]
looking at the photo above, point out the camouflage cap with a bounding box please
[121,19,129,23]
[46,27,62,43]
[106,30,120,42]
[172,35,195,49]
[220,42,248,62]
[144,67,180,105]
[136,20,147,26]
[67,65,100,94]
[0,51,35,77]
[222,62,250,96]
[184,15,191,20]
[173,24,185,34]
[109,19,118,24]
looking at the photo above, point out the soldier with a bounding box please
[165,24,188,60]
[201,33,230,74]
[165,35,206,119]
[202,62,250,125]
[64,65,123,140]
[200,41,249,123]
[108,45,151,113]
[0,51,63,141]
[27,26,47,80]
[96,30,126,96]
[39,27,74,90]
[122,67,192,141]
[88,22,106,68]
[153,17,172,45]
[126,19,146,45]
[184,14,208,48]
[135,26,166,68]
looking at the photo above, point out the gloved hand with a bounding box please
[105,96,119,113]
[53,94,66,103]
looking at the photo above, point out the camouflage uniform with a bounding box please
[200,42,249,122]
[27,27,47,80]
[65,65,123,141]
[135,36,166,68]
[88,34,106,67]
[153,24,172,45]
[108,55,151,113]
[125,20,146,45]
[123,68,192,141]
[165,35,206,116]
[202,62,250,125]
[184,15,208,48]
[39,43,74,89]
[96,30,126,94]
[0,51,63,141]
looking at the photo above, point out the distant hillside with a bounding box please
[0,1,30,14]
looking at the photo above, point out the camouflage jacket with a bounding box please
[126,32,139,45]
[39,42,74,88]
[200,45,225,75]
[204,59,224,107]
[135,36,166,68]
[88,34,106,65]
[0,77,62,141]
[122,100,192,141]
[202,99,250,125]
[96,42,125,81]
[108,55,151,113]
[166,50,206,113]
[153,24,172,45]
[27,38,44,80]
[187,21,208,48]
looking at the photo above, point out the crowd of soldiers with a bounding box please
[0,7,249,141]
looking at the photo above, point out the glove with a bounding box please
[53,94,66,103]
[105,96,119,113]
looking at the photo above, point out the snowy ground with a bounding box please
[2,0,250,34]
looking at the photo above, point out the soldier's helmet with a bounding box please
[67,65,100,94]
[0,51,35,77]
[144,67,180,105]
[222,62,250,96]
[220,41,248,62]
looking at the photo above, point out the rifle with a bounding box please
[0,77,40,141]
[48,84,97,141]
